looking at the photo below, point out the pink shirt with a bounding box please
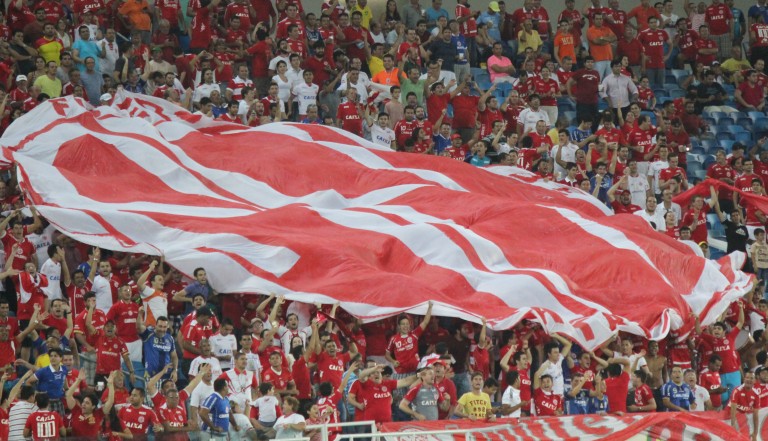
[487,55,513,83]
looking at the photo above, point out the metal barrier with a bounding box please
[337,428,482,441]
[306,420,379,441]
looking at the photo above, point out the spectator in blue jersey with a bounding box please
[588,161,613,205]
[172,267,218,314]
[588,377,609,415]
[661,366,696,411]
[565,372,591,414]
[137,312,178,382]
[570,117,596,150]
[200,378,233,438]
[26,347,68,414]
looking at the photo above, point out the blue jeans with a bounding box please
[721,370,742,404]
[646,68,665,87]
[452,372,471,398]
[594,60,611,80]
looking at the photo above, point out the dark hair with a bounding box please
[36,392,50,409]
[259,382,273,395]
[214,378,228,393]
[634,369,649,384]
[318,382,333,397]
[47,244,59,258]
[506,370,520,386]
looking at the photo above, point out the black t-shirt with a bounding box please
[445,336,471,374]
[723,219,749,253]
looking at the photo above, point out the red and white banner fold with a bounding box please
[0,92,754,350]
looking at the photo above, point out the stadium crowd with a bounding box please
[1,0,768,439]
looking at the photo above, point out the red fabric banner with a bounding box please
[379,410,760,441]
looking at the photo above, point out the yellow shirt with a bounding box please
[34,75,62,98]
[36,353,51,369]
[354,4,373,29]
[517,30,543,54]
[457,391,492,419]
[369,55,384,77]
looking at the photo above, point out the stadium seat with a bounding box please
[654,89,669,98]
[737,117,753,130]
[718,117,735,126]
[749,111,765,123]
[719,140,735,153]
[470,67,487,78]
[755,117,768,134]
[665,74,676,85]
[686,153,701,163]
[558,100,575,112]
[732,111,748,120]
[669,89,686,99]
[563,111,577,125]
[735,132,753,143]
[706,111,727,124]
[692,169,707,182]
[702,117,716,127]
[716,132,734,142]
[728,124,747,133]
[671,69,689,82]
[700,139,717,152]
[691,146,706,155]
[707,213,726,239]
[687,161,703,176]
[663,83,681,93]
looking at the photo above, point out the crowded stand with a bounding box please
[2,0,768,439]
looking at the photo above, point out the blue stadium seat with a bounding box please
[716,132,734,142]
[707,213,726,239]
[718,116,735,126]
[719,140,735,153]
[563,112,577,125]
[558,100,575,112]
[671,69,689,82]
[471,67,487,78]
[728,124,747,133]
[692,169,707,182]
[686,153,701,163]
[687,160,704,175]
[749,111,765,123]
[737,117,753,130]
[732,111,748,120]
[707,111,727,124]
[735,132,753,143]
[691,146,706,155]
[669,89,686,99]
[654,88,669,98]
[755,117,768,133]
[663,83,682,92]
[665,74,676,85]
[700,139,718,152]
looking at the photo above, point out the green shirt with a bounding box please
[400,79,425,106]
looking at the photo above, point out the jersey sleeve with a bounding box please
[404,384,421,402]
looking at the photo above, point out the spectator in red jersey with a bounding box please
[386,302,433,385]
[608,178,643,214]
[531,369,563,416]
[23,392,65,439]
[629,370,657,412]
[707,149,737,212]
[638,16,669,86]
[695,304,745,404]
[695,25,719,67]
[730,372,759,440]
[700,355,726,410]
[735,69,766,111]
[65,370,115,438]
[349,363,417,425]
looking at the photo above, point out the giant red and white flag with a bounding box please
[0,92,754,349]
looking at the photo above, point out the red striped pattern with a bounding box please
[0,92,754,349]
